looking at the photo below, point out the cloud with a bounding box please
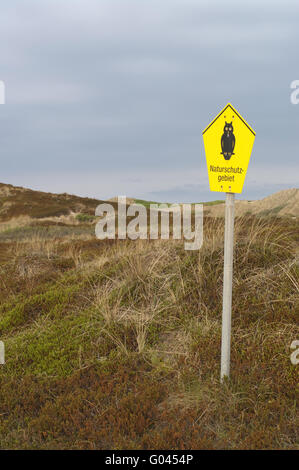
[0,0,298,201]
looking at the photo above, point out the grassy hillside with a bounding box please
[0,182,108,222]
[206,188,299,218]
[0,208,298,449]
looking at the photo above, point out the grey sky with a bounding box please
[0,0,298,202]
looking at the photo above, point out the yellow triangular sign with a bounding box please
[203,103,255,194]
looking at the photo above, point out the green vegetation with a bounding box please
[134,199,171,208]
[134,199,225,207]
[0,208,298,449]
[259,204,287,217]
[75,213,96,223]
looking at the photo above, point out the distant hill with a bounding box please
[112,189,299,218]
[0,183,298,224]
[205,188,299,218]
[0,182,108,222]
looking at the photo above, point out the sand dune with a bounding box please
[0,183,298,222]
[205,188,298,218]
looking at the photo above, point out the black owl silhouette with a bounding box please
[221,122,235,160]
